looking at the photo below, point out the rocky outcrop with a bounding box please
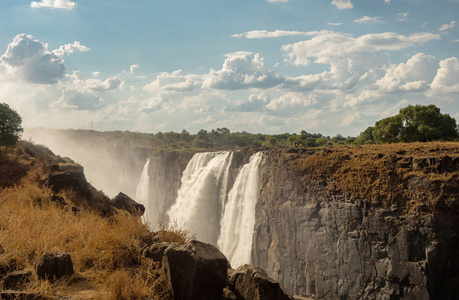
[252,145,459,299]
[229,265,292,300]
[140,239,292,300]
[36,252,74,282]
[110,192,145,215]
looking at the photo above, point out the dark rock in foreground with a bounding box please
[110,192,145,215]
[229,265,292,300]
[36,252,74,282]
[162,240,229,300]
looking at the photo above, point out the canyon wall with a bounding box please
[253,145,458,299]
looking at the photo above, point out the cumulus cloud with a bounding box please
[232,30,323,39]
[139,96,168,113]
[439,21,456,31]
[0,34,88,84]
[376,53,438,93]
[130,64,140,74]
[144,70,203,93]
[30,0,77,10]
[50,89,103,111]
[266,92,317,115]
[202,52,283,90]
[327,23,342,26]
[282,32,439,67]
[354,16,382,24]
[430,57,459,94]
[229,93,270,112]
[67,71,123,92]
[331,0,353,10]
[52,41,90,57]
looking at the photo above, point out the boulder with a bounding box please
[110,192,145,215]
[36,252,74,281]
[2,270,32,290]
[45,164,91,198]
[162,240,229,300]
[229,265,292,300]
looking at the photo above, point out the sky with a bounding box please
[0,0,458,137]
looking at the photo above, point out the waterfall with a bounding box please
[218,152,264,268]
[136,158,151,225]
[167,152,232,245]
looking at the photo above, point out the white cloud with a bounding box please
[0,34,76,84]
[385,0,391,3]
[232,30,324,39]
[327,23,342,26]
[430,57,459,94]
[66,71,124,92]
[266,92,317,115]
[283,31,440,67]
[30,0,77,10]
[281,31,439,91]
[202,52,282,90]
[144,70,203,93]
[139,96,168,113]
[341,112,360,126]
[229,93,270,112]
[130,64,140,74]
[439,21,456,31]
[52,41,90,57]
[376,53,438,93]
[396,12,409,22]
[354,16,382,24]
[331,0,353,10]
[50,89,103,111]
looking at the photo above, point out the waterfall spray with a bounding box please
[167,152,232,245]
[218,152,264,268]
[136,158,151,225]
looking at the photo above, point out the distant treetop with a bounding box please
[0,103,23,147]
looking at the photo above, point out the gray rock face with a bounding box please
[161,240,229,300]
[229,265,292,300]
[252,152,458,300]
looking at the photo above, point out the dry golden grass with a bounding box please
[0,161,178,299]
[289,141,459,213]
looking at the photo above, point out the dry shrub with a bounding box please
[96,259,171,300]
[157,221,192,244]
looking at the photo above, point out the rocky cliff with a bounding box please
[253,142,458,299]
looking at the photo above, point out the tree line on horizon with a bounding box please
[1,103,458,150]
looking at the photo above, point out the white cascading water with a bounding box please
[136,158,151,225]
[218,152,264,268]
[167,152,232,245]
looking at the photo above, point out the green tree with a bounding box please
[372,104,458,143]
[0,103,23,147]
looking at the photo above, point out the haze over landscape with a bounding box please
[0,0,458,136]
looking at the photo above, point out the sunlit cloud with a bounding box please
[30,0,77,10]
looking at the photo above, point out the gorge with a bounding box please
[26,129,459,300]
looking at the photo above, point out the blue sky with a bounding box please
[1,0,458,136]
